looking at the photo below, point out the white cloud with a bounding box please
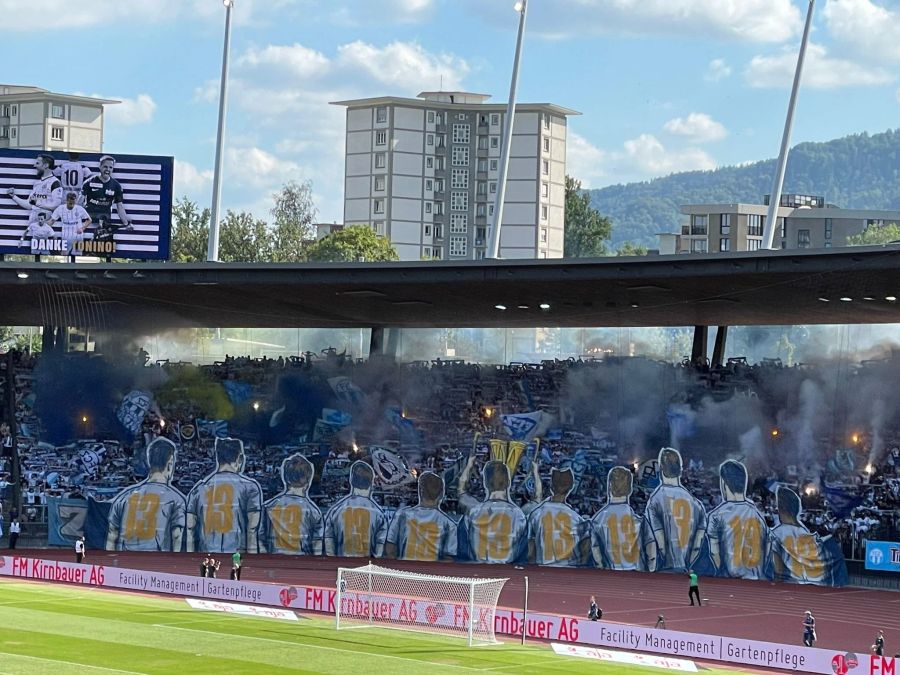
[174,160,213,197]
[0,0,297,30]
[823,0,900,63]
[237,44,330,79]
[336,41,469,91]
[744,43,895,89]
[103,94,157,126]
[565,131,607,187]
[705,59,732,83]
[623,134,716,175]
[469,0,801,42]
[663,113,728,143]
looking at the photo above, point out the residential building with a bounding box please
[0,85,118,153]
[332,91,578,261]
[657,194,900,254]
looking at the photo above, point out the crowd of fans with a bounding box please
[1,345,898,559]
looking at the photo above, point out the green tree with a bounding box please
[616,241,649,256]
[846,222,900,246]
[218,210,273,262]
[306,225,399,262]
[270,180,317,262]
[564,176,612,257]
[170,198,210,262]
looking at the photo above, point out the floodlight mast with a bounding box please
[762,0,815,251]
[487,1,529,260]
[207,0,235,262]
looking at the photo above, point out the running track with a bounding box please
[11,549,900,660]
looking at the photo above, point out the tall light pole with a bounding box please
[762,0,815,250]
[487,0,528,260]
[207,0,235,262]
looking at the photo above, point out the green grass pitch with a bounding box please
[0,579,743,674]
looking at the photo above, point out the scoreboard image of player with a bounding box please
[0,148,173,260]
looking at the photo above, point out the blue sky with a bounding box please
[5,0,899,224]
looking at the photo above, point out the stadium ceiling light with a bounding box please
[514,1,525,12]
[817,297,829,302]
[630,302,640,308]
[886,296,898,302]
[839,297,852,302]
[539,303,550,310]
[223,0,234,6]
[16,271,28,279]
[494,304,507,310]
[517,304,529,309]
[862,295,876,301]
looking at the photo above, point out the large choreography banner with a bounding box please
[47,442,848,587]
[0,148,173,259]
[0,555,887,675]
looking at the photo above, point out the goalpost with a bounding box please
[335,563,508,646]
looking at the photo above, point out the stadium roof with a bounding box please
[2,246,900,330]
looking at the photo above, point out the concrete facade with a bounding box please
[0,85,117,153]
[332,92,578,261]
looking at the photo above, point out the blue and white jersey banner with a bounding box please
[0,148,173,260]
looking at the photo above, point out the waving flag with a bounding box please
[370,447,413,486]
[196,419,228,439]
[322,408,352,427]
[501,411,544,441]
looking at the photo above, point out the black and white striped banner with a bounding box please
[0,149,173,260]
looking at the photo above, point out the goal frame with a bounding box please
[335,563,508,647]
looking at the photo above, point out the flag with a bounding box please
[321,408,351,427]
[312,419,343,441]
[117,390,153,435]
[328,377,365,405]
[501,411,544,441]
[77,443,105,476]
[178,422,196,442]
[223,381,253,405]
[386,407,419,444]
[370,447,414,486]
[196,419,228,439]
[823,484,864,518]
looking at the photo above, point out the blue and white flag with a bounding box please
[501,411,543,441]
[328,377,365,406]
[322,408,352,427]
[370,447,413,487]
[196,418,228,439]
[117,390,153,435]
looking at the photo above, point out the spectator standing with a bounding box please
[872,630,885,656]
[587,595,600,621]
[200,555,210,578]
[8,518,19,549]
[231,551,242,581]
[803,611,816,647]
[75,536,85,564]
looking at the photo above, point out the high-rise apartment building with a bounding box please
[332,91,578,261]
[658,194,900,254]
[0,85,117,153]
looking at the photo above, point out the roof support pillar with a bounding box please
[712,325,729,368]
[691,325,708,366]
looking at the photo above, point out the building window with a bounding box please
[691,239,708,253]
[456,113,466,121]
[435,157,444,170]
[477,181,486,195]
[434,224,443,238]
[51,104,65,119]
[797,229,811,248]
[425,202,432,214]
[374,176,385,191]
[375,130,387,146]
[51,126,64,141]
[373,199,384,214]
[434,179,444,192]
[542,160,549,175]
[451,191,468,211]
[375,153,386,168]
[490,159,498,171]
[478,136,488,150]
[451,169,468,189]
[478,113,488,125]
[476,204,486,217]
[719,238,731,252]
[450,214,468,233]
[425,178,433,191]
[434,202,444,215]
[451,146,469,166]
[376,106,387,123]
[490,113,500,125]
[425,156,433,169]
[10,105,16,116]
[427,111,435,123]
[690,215,708,236]
[10,127,15,138]
[433,248,442,259]
[490,136,499,149]
[436,134,446,148]
[746,238,762,251]
[542,137,550,153]
[488,204,494,216]
[747,214,764,236]
[541,182,549,198]
[489,181,497,194]
[452,124,470,144]
[0,126,7,139]
[426,134,434,146]
[541,205,548,220]
[824,218,833,241]
[0,105,8,117]
[720,213,731,235]
[540,228,548,243]
[779,217,786,239]
[450,236,467,257]
[374,221,385,235]
[477,159,487,173]
[424,224,432,236]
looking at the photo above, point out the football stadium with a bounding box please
[1,1,900,674]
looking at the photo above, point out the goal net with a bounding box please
[335,563,508,646]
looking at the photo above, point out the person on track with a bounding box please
[803,610,816,647]
[688,569,701,606]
